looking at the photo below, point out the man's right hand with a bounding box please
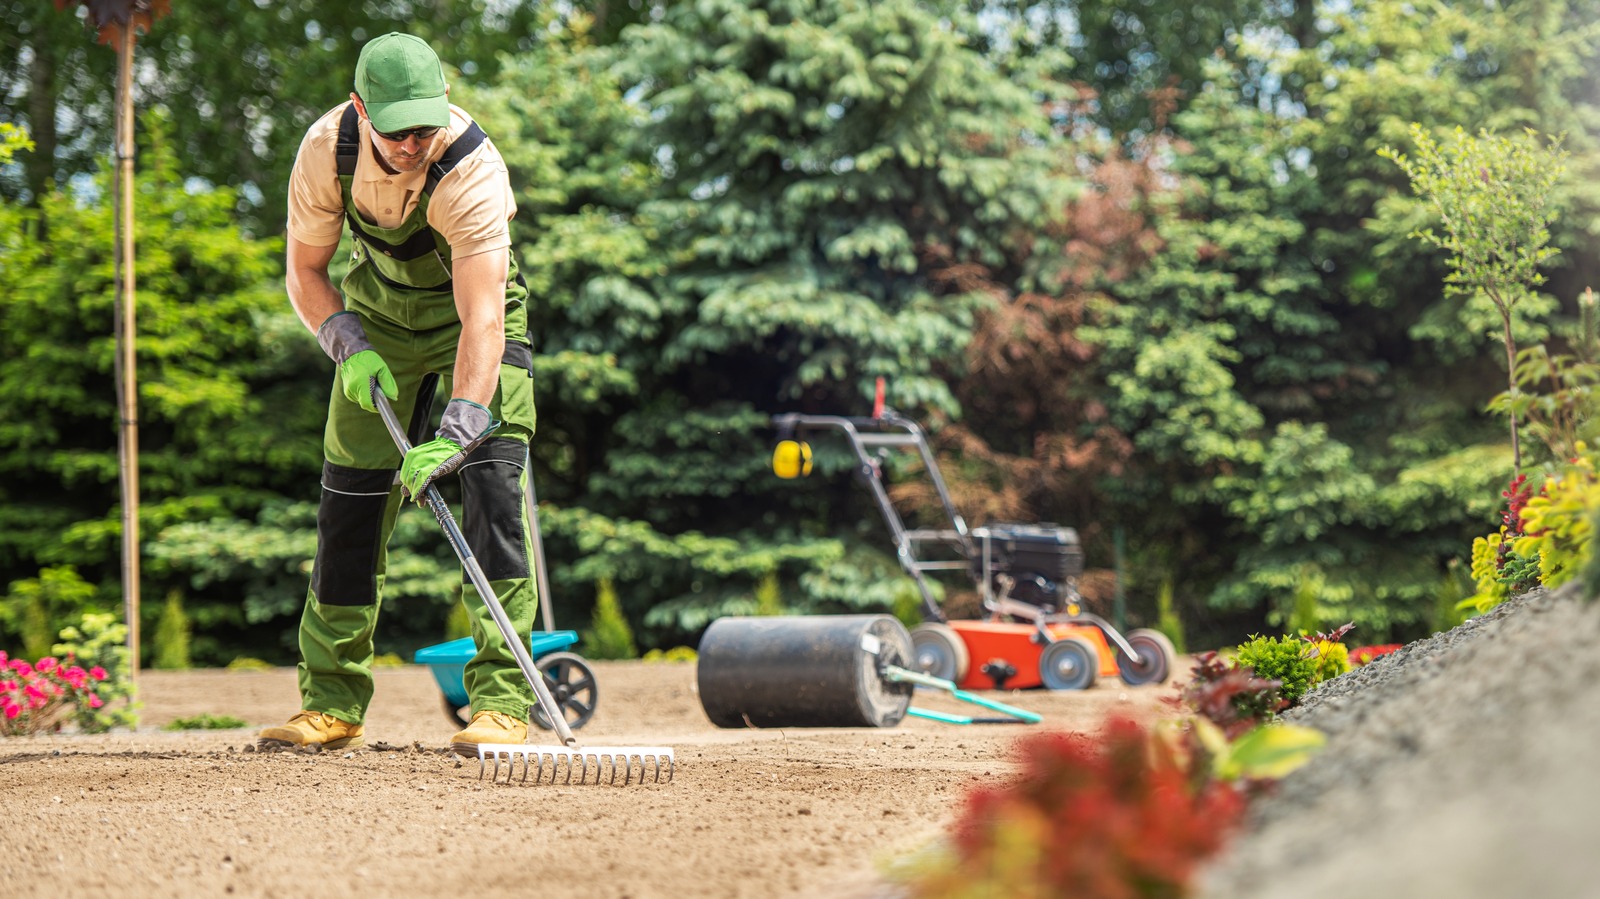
[318,311,398,413]
[340,349,399,413]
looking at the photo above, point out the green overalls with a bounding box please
[298,103,538,725]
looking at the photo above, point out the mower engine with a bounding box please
[970,523,1084,610]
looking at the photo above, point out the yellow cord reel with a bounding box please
[771,439,813,479]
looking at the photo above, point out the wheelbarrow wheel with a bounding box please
[910,622,970,683]
[1116,628,1176,686]
[1039,636,1099,690]
[530,651,598,731]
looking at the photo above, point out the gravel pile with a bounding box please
[1198,582,1600,898]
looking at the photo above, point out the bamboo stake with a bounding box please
[112,21,140,678]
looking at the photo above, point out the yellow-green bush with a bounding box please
[1514,454,1600,589]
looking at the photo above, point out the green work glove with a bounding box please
[318,311,398,413]
[400,399,500,500]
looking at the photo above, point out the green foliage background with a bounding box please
[3,0,1599,665]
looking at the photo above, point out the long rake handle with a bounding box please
[373,384,578,748]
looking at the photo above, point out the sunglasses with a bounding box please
[373,124,441,142]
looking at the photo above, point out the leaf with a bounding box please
[1216,723,1327,781]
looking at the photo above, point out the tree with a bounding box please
[1381,125,1569,474]
[0,113,300,662]
[4,2,548,232]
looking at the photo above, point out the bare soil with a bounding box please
[0,653,1172,898]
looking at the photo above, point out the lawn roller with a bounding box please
[770,401,1176,693]
[695,614,1040,728]
[375,384,671,784]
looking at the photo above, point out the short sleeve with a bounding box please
[426,136,515,259]
[285,107,349,248]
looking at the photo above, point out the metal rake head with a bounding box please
[476,744,675,786]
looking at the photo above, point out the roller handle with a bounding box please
[372,380,578,748]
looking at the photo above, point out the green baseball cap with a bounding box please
[354,32,450,133]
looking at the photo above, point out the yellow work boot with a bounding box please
[450,710,528,758]
[257,711,365,752]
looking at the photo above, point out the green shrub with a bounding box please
[754,570,784,616]
[445,593,473,641]
[642,646,698,663]
[371,653,404,668]
[1234,634,1317,704]
[5,566,99,661]
[52,612,138,733]
[151,591,191,670]
[582,577,638,660]
[163,713,247,731]
[1155,579,1187,655]
[225,657,273,671]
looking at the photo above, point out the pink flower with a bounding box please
[3,702,19,720]
[10,660,32,677]
[88,695,104,709]
[24,685,45,702]
[36,657,57,673]
[0,650,9,664]
[0,679,16,693]
[89,667,107,681]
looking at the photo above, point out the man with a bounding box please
[257,32,537,756]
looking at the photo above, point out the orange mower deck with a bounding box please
[948,619,1119,690]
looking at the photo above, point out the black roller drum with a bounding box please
[696,615,916,728]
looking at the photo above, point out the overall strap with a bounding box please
[424,122,487,196]
[336,103,360,177]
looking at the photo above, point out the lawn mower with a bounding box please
[770,403,1174,692]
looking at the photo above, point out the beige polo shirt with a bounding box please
[286,101,514,259]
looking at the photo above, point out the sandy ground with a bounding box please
[0,649,1171,899]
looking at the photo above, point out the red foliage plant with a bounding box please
[1175,651,1289,740]
[916,719,1244,899]
[1349,644,1402,666]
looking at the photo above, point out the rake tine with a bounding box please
[473,745,675,786]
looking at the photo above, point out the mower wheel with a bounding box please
[910,623,970,683]
[1116,629,1177,686]
[530,651,598,731]
[1039,636,1099,690]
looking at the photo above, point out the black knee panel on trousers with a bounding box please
[312,463,395,606]
[458,438,531,582]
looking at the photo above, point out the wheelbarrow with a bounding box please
[414,631,599,732]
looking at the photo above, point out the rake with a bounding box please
[374,383,673,785]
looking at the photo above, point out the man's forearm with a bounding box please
[451,248,509,407]
[286,237,345,336]
[452,317,505,407]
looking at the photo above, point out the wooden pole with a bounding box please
[112,21,140,678]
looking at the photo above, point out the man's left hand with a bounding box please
[400,399,498,500]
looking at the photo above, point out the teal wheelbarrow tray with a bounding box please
[414,630,598,732]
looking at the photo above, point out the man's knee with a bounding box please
[312,462,396,606]
[458,438,530,581]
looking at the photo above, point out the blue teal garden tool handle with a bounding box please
[884,665,1042,724]
[906,707,1034,726]
[372,380,578,748]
